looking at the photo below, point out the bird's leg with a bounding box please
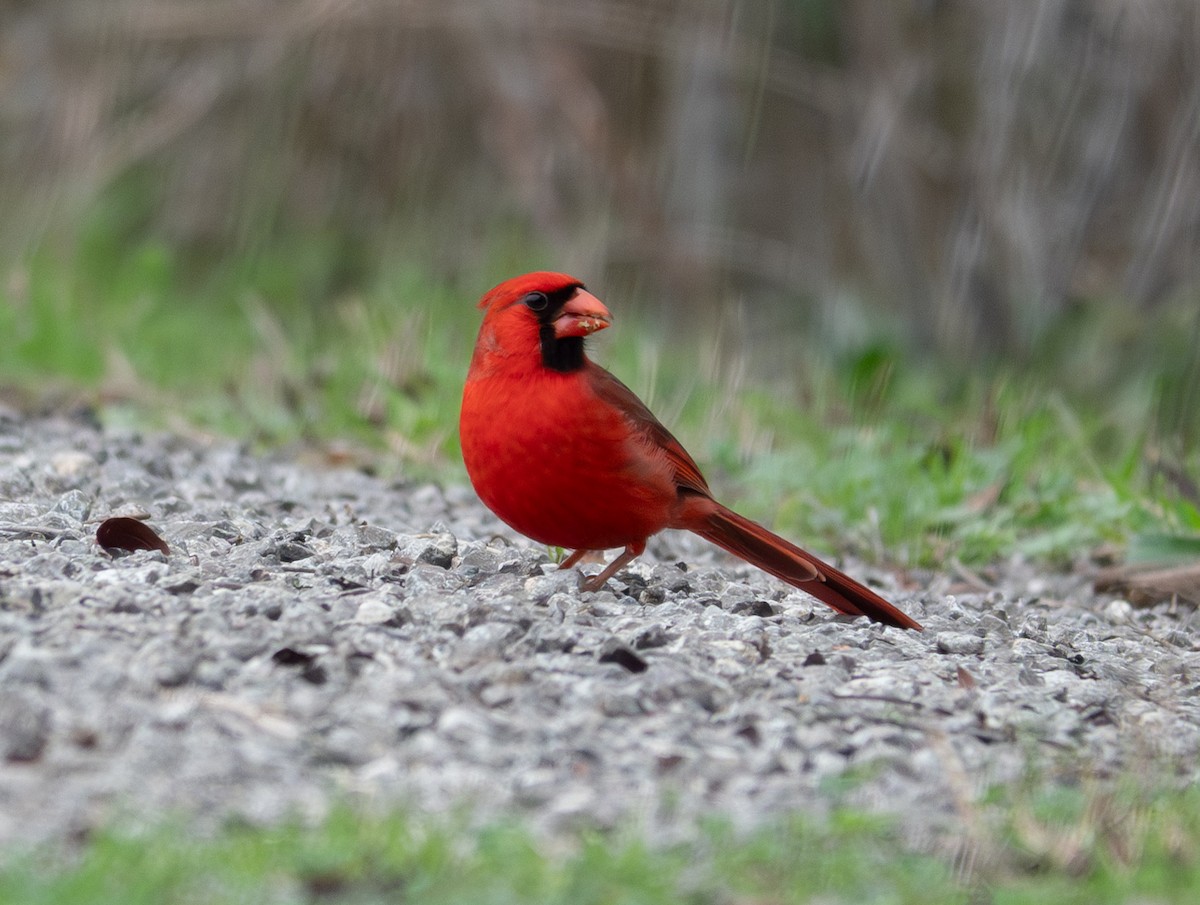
[558,549,589,570]
[575,541,645,592]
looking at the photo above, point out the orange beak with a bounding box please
[553,289,612,338]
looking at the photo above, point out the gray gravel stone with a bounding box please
[0,690,52,762]
[935,631,986,655]
[1,412,1198,849]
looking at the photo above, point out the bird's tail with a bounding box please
[690,503,922,630]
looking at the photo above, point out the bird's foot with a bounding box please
[578,573,608,593]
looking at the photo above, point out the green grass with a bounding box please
[4,225,1197,568]
[3,780,1200,904]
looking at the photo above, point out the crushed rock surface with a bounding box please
[1,411,1198,847]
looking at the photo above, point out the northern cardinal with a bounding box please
[459,272,921,631]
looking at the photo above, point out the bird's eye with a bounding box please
[523,291,549,312]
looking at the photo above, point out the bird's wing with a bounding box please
[585,363,712,497]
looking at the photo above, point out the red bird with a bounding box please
[460,272,921,631]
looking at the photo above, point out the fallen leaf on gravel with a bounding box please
[1094,561,1200,607]
[957,666,977,689]
[96,517,170,555]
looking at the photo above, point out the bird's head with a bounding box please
[473,271,612,373]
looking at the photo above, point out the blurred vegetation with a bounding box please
[4,1,1198,349]
[2,0,1199,564]
[5,778,1200,904]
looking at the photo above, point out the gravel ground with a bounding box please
[1,410,1198,849]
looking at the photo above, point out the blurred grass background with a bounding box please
[1,0,1199,564]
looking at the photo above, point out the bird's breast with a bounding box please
[460,370,678,550]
